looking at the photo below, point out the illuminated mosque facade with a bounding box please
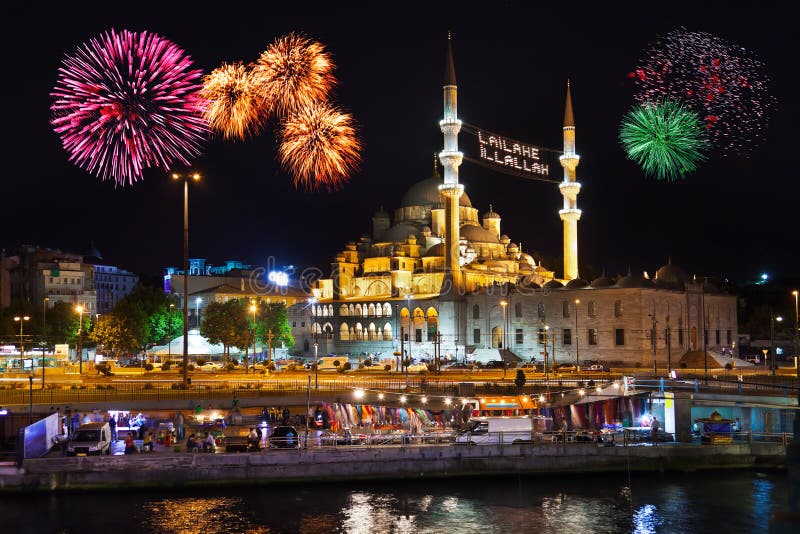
[297,38,737,368]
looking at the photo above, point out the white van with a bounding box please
[455,416,533,445]
[66,422,112,456]
[316,356,350,371]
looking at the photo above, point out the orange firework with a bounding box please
[252,33,336,117]
[200,62,266,140]
[278,101,361,191]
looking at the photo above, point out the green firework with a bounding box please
[619,100,709,181]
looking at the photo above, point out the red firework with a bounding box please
[50,29,208,186]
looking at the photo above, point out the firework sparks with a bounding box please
[201,62,267,140]
[50,29,207,186]
[629,29,775,154]
[252,33,336,117]
[619,100,709,181]
[278,101,361,191]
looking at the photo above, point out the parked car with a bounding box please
[555,363,577,373]
[198,362,223,372]
[269,425,301,449]
[442,362,474,371]
[587,364,610,372]
[248,362,268,372]
[483,360,509,370]
[66,422,112,456]
[519,362,540,371]
[406,363,429,372]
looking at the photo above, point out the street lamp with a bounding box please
[314,338,319,389]
[75,306,84,374]
[173,170,201,386]
[43,297,49,334]
[13,315,30,366]
[792,290,799,377]
[770,314,783,377]
[574,299,580,371]
[499,300,508,379]
[195,297,203,329]
[168,303,175,364]
[249,303,257,374]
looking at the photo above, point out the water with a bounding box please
[2,470,789,533]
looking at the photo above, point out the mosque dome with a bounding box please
[543,279,564,289]
[424,243,445,257]
[380,224,423,244]
[499,234,511,244]
[565,278,589,288]
[616,271,655,288]
[655,260,687,290]
[590,275,615,288]
[519,253,536,266]
[400,177,472,208]
[460,224,499,243]
[519,276,541,289]
[483,206,500,219]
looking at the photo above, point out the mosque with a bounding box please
[298,38,737,369]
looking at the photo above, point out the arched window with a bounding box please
[426,307,438,342]
[588,301,597,318]
[355,304,363,317]
[368,303,376,317]
[383,322,393,341]
[562,301,570,318]
[491,326,503,348]
[349,304,355,316]
[323,322,334,339]
[473,304,480,319]
[340,322,350,341]
[383,303,392,316]
[339,304,349,316]
[375,304,383,318]
[614,300,623,318]
[368,322,377,340]
[355,322,364,340]
[537,302,545,320]
[514,302,522,318]
[327,305,334,316]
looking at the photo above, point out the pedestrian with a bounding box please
[143,432,154,452]
[650,416,660,444]
[247,427,259,451]
[124,433,137,455]
[176,411,185,441]
[203,431,216,453]
[186,433,199,452]
[109,414,118,441]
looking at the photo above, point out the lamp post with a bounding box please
[770,314,783,377]
[28,373,33,424]
[13,315,30,363]
[249,303,257,375]
[314,337,319,389]
[544,325,550,381]
[792,290,799,378]
[168,303,175,364]
[650,312,658,376]
[574,299,580,371]
[195,297,202,329]
[75,306,84,374]
[173,171,200,386]
[500,300,508,379]
[43,297,49,334]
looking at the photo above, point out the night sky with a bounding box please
[3,2,797,283]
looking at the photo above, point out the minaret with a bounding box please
[438,32,464,296]
[558,81,581,280]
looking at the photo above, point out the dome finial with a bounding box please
[564,80,575,127]
[433,153,440,177]
[445,31,457,85]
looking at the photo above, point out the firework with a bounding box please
[201,62,266,140]
[50,29,207,186]
[619,100,709,181]
[252,33,336,117]
[629,29,775,154]
[278,101,361,191]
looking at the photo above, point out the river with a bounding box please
[2,470,789,533]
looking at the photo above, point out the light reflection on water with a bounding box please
[1,471,787,533]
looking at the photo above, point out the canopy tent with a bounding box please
[149,329,236,357]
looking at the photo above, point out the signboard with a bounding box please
[54,344,69,357]
[460,123,560,181]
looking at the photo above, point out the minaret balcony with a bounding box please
[559,208,582,222]
[439,119,462,135]
[559,181,581,199]
[439,183,464,197]
[438,150,463,168]
[559,154,580,169]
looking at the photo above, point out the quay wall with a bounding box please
[0,442,786,493]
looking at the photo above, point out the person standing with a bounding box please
[109,414,118,441]
[176,411,185,441]
[650,416,660,445]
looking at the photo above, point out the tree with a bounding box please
[200,299,249,362]
[89,314,140,357]
[254,302,294,358]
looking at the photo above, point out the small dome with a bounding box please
[424,243,445,257]
[616,272,655,288]
[565,278,589,288]
[499,234,510,244]
[518,262,533,272]
[543,279,564,289]
[400,177,472,208]
[380,224,422,244]
[655,260,687,290]
[519,276,541,289]
[590,276,615,288]
[407,234,417,244]
[460,224,499,243]
[507,243,519,253]
[519,253,536,266]
[482,204,500,219]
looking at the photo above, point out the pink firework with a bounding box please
[50,29,208,185]
[629,29,775,154]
